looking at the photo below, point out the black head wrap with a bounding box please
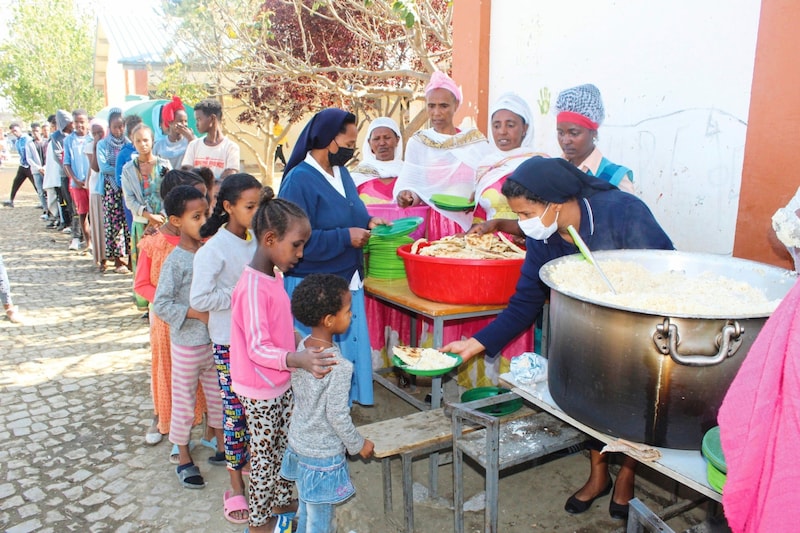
[282,108,355,180]
[507,156,616,203]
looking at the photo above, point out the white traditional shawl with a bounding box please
[393,127,491,230]
[351,117,404,187]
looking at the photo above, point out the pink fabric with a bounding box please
[229,266,294,400]
[718,278,800,533]
[425,71,462,103]
[358,179,396,204]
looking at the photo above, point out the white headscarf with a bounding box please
[486,92,535,149]
[475,93,545,219]
[351,117,404,187]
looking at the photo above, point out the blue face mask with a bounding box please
[517,204,559,240]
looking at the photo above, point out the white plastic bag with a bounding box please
[771,187,800,272]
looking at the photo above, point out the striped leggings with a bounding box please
[169,343,223,445]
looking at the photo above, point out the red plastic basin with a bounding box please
[397,243,524,305]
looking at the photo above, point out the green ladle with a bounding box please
[566,225,617,294]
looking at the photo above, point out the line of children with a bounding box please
[135,170,210,456]
[153,185,223,489]
[190,173,262,524]
[140,177,375,531]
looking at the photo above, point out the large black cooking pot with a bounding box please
[539,250,796,449]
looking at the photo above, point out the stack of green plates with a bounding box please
[701,426,727,493]
[366,234,412,279]
[366,216,424,280]
[430,193,476,211]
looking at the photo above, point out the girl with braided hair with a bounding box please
[190,173,262,523]
[229,187,337,533]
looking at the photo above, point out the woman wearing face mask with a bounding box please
[278,108,388,406]
[444,156,673,521]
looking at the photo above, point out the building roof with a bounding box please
[97,14,186,68]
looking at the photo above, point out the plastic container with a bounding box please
[397,243,524,304]
[367,204,429,241]
[460,386,523,416]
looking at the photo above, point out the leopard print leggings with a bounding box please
[239,390,294,528]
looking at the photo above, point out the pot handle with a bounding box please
[653,318,744,366]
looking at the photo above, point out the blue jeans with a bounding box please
[33,172,47,211]
[297,499,335,533]
[280,446,355,533]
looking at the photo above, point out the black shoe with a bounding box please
[2,200,13,208]
[564,479,612,514]
[609,491,630,520]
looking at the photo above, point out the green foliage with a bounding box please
[0,0,103,119]
[151,61,209,106]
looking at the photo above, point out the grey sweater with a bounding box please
[288,339,365,458]
[153,247,210,346]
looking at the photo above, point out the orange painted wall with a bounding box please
[733,0,800,269]
[452,0,491,135]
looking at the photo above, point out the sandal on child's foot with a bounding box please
[176,462,205,489]
[169,441,197,464]
[223,490,249,524]
[208,451,227,466]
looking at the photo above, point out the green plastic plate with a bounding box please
[706,461,726,493]
[430,193,475,210]
[371,217,424,238]
[392,353,462,376]
[701,426,727,474]
[461,386,524,417]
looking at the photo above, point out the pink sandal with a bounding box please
[223,489,249,524]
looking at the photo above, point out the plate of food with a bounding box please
[392,346,463,376]
[430,193,475,211]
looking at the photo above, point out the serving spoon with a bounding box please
[566,225,618,294]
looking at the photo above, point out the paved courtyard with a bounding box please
[0,170,254,533]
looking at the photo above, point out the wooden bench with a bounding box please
[358,405,536,533]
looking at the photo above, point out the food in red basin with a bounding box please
[397,243,524,304]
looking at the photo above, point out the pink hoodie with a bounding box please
[229,266,293,400]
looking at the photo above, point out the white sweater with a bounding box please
[190,226,256,345]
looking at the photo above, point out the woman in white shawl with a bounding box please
[473,93,547,222]
[394,71,491,239]
[351,117,404,204]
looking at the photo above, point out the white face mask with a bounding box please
[518,204,559,240]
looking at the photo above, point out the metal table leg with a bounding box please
[453,412,465,533]
[428,317,444,498]
[382,458,392,514]
[402,452,415,533]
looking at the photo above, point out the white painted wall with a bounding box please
[488,0,761,254]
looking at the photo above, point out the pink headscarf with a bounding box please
[425,71,462,104]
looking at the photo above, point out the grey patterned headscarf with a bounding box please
[555,84,605,129]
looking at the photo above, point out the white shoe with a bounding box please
[39,213,48,220]
[62,227,72,234]
[69,238,81,251]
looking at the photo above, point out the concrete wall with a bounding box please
[482,0,761,256]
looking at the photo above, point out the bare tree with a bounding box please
[164,0,452,184]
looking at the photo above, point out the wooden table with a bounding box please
[365,277,508,410]
[499,366,722,503]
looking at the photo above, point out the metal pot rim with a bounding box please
[539,250,797,319]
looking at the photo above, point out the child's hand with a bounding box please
[288,347,337,378]
[187,307,209,324]
[359,439,374,459]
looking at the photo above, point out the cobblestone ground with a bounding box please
[0,172,251,533]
